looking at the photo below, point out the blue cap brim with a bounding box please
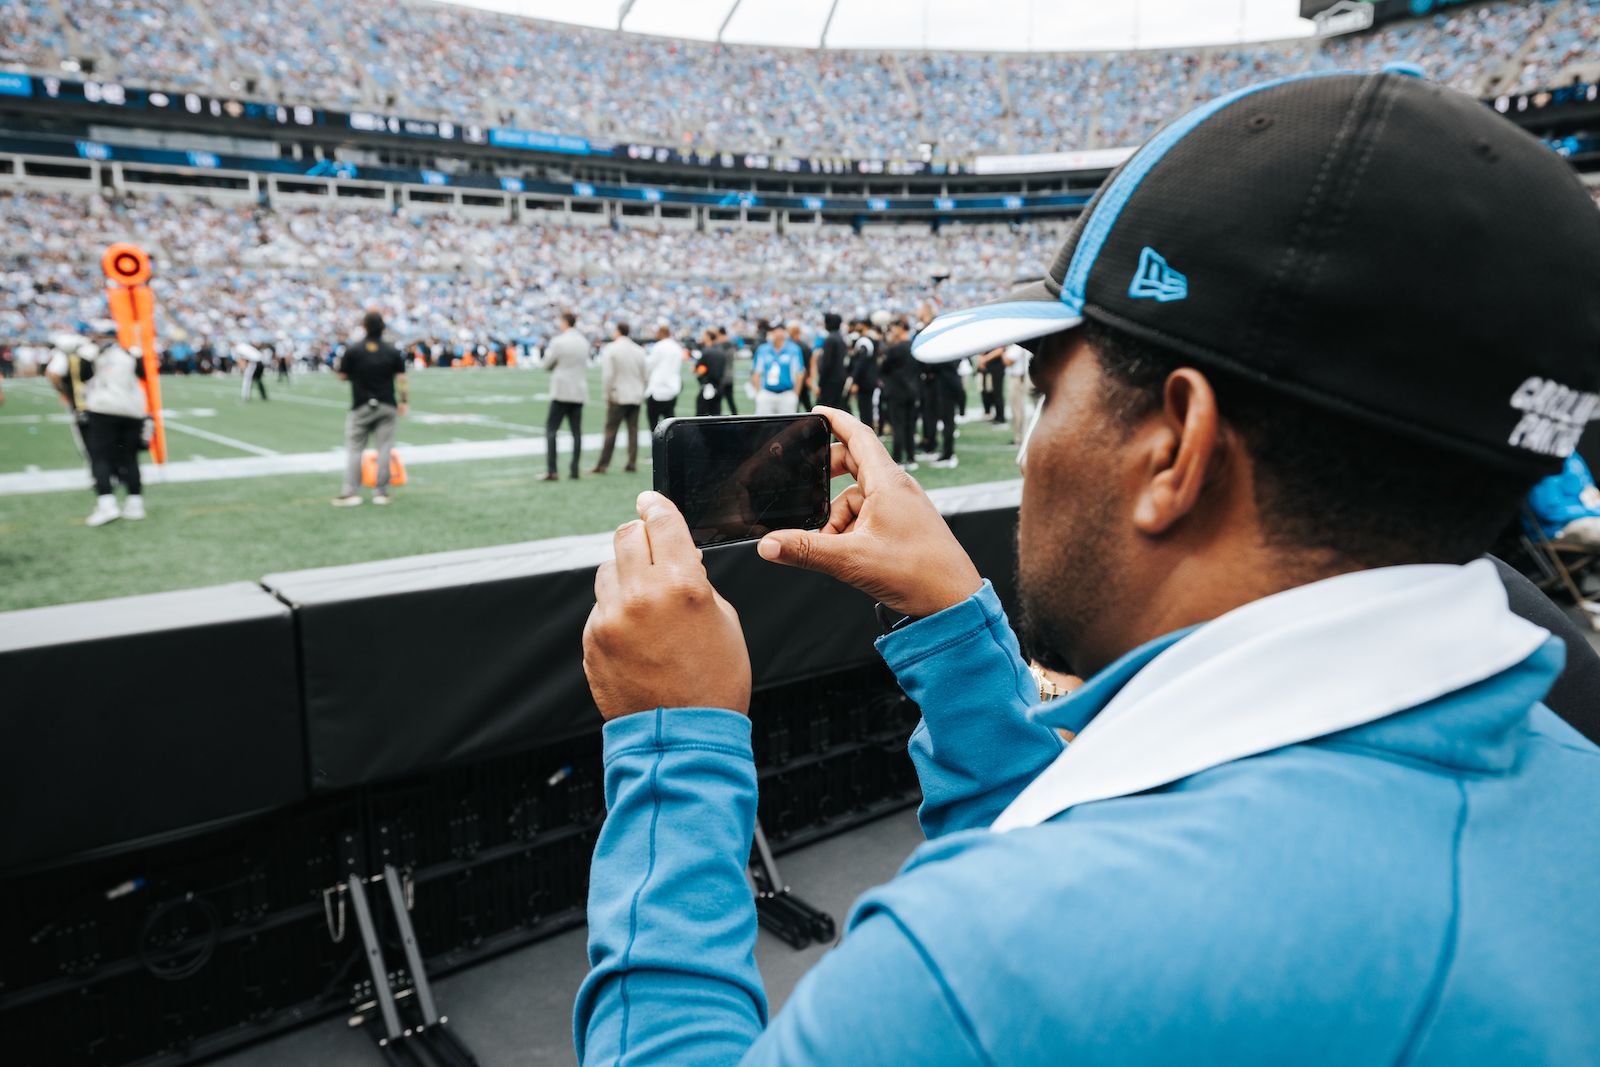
[912,281,1082,363]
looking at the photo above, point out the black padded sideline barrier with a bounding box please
[0,582,306,875]
[262,480,1022,793]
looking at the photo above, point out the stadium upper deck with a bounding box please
[2,0,1596,161]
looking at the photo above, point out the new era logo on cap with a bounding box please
[912,69,1600,474]
[1128,247,1188,302]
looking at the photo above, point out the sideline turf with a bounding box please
[0,368,1026,611]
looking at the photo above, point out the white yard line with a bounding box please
[162,420,281,457]
[0,432,614,496]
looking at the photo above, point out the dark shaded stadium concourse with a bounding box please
[216,809,922,1067]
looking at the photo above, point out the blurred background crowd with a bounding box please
[0,189,1065,360]
[3,0,1597,159]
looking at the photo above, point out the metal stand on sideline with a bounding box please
[335,865,478,1066]
[747,821,836,950]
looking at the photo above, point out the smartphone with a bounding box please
[653,414,831,548]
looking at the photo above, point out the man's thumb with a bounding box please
[757,529,846,575]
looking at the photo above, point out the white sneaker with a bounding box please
[933,456,959,470]
[331,495,363,508]
[86,495,120,527]
[900,461,920,472]
[372,493,391,506]
[122,495,146,520]
[915,451,939,461]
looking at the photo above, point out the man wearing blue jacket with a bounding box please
[577,71,1600,1065]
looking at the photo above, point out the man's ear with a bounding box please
[1131,368,1222,536]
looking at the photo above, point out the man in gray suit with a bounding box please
[592,321,649,474]
[542,310,589,482]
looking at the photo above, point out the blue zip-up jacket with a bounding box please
[1527,453,1600,539]
[575,582,1600,1065]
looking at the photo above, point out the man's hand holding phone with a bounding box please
[583,492,752,721]
[756,406,983,620]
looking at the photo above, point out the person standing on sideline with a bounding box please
[542,310,589,482]
[848,317,881,431]
[718,328,740,414]
[977,346,1008,426]
[751,325,805,415]
[1003,343,1031,447]
[922,356,961,469]
[63,324,150,527]
[592,322,649,474]
[878,316,920,470]
[693,328,730,416]
[332,311,407,507]
[237,342,269,402]
[815,312,850,410]
[646,323,685,430]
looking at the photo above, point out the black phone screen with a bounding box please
[655,415,831,548]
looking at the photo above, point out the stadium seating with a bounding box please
[0,189,1064,350]
[1515,0,1600,91]
[1,0,1589,159]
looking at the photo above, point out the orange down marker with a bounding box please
[101,243,166,463]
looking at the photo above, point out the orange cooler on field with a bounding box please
[361,450,407,488]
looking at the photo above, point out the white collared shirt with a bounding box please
[993,560,1551,832]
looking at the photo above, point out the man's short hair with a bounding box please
[559,310,577,329]
[615,321,630,338]
[824,312,842,331]
[1082,320,1532,568]
[362,311,385,338]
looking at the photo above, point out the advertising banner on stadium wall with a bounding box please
[974,147,1137,175]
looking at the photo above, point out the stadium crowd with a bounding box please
[0,189,1061,360]
[1,0,1593,159]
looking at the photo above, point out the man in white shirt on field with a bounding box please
[646,322,685,430]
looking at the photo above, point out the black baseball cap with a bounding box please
[912,68,1600,473]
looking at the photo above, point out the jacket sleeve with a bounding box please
[574,709,766,1066]
[876,581,1063,839]
[573,708,988,1067]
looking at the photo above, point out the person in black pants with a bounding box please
[694,328,730,416]
[848,319,880,431]
[879,318,920,469]
[87,412,143,501]
[546,400,582,480]
[916,362,939,455]
[815,312,850,410]
[983,348,1007,425]
[716,328,739,414]
[929,360,961,468]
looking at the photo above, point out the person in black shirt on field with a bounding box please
[928,358,962,469]
[716,327,740,414]
[847,318,880,431]
[879,316,920,470]
[815,312,850,410]
[333,310,408,507]
[694,327,731,416]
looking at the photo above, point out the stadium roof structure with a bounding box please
[452,0,1316,52]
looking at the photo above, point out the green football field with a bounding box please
[0,367,1025,612]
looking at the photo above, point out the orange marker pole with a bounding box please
[101,243,166,463]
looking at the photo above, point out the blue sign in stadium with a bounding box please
[489,127,592,154]
[0,72,30,97]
